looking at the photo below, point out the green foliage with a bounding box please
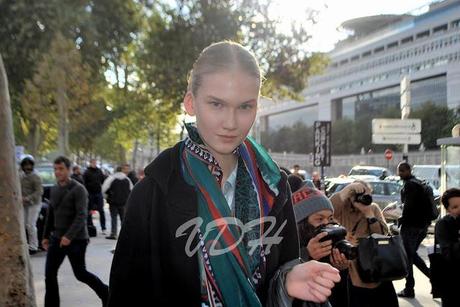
[410,102,459,149]
[261,122,313,153]
[2,0,328,162]
[138,0,327,111]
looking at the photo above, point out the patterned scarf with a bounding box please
[181,123,281,307]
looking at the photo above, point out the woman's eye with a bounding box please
[239,104,253,110]
[210,101,222,108]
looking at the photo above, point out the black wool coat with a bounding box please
[107,142,299,306]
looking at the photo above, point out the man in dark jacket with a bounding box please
[42,156,108,307]
[83,159,106,235]
[71,165,84,185]
[102,165,133,240]
[396,162,431,298]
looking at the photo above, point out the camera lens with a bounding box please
[355,193,372,206]
[335,240,357,260]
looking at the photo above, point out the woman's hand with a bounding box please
[307,232,332,260]
[285,260,341,302]
[329,248,349,271]
[352,201,374,218]
[339,183,366,201]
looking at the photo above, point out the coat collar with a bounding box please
[143,141,289,218]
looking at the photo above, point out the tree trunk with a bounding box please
[0,55,37,306]
[26,122,41,158]
[131,139,138,170]
[56,79,69,156]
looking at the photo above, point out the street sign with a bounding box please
[313,121,331,167]
[372,119,421,134]
[372,134,421,145]
[384,149,393,160]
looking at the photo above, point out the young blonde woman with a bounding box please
[108,41,340,307]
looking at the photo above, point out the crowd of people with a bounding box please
[19,154,140,306]
[18,40,460,307]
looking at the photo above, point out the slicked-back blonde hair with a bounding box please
[187,41,262,96]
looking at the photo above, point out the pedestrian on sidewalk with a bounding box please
[20,155,43,254]
[293,186,349,307]
[330,181,399,307]
[84,158,107,235]
[434,188,460,307]
[42,156,108,307]
[71,165,84,185]
[396,162,431,299]
[108,41,340,307]
[102,165,133,240]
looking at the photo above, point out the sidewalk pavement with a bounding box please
[30,208,442,306]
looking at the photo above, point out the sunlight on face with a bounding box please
[186,70,259,162]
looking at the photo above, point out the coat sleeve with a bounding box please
[265,177,300,306]
[435,218,460,262]
[30,174,44,204]
[107,177,164,306]
[65,185,88,240]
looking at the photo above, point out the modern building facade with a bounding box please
[256,0,460,135]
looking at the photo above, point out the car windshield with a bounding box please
[35,166,55,185]
[349,168,382,177]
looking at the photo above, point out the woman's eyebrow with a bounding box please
[207,95,226,103]
[207,95,257,105]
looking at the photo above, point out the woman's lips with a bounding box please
[218,135,238,142]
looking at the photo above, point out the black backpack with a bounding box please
[412,178,439,221]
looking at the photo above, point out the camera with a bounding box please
[355,192,372,206]
[315,223,357,260]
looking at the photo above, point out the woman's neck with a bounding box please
[213,152,237,183]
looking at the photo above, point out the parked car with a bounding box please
[324,177,402,210]
[365,180,402,210]
[324,177,354,197]
[384,175,440,199]
[348,166,392,180]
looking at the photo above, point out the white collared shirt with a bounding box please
[222,162,238,211]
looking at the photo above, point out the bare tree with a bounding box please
[0,54,36,306]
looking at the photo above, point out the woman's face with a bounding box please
[447,196,460,217]
[185,70,259,161]
[307,209,334,228]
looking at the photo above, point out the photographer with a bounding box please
[293,187,350,307]
[330,181,398,307]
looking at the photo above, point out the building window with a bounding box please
[387,41,398,48]
[340,59,349,65]
[433,24,448,34]
[351,55,360,61]
[362,51,371,57]
[374,46,384,53]
[401,36,413,44]
[452,19,460,28]
[416,30,430,39]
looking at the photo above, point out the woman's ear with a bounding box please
[184,92,195,116]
